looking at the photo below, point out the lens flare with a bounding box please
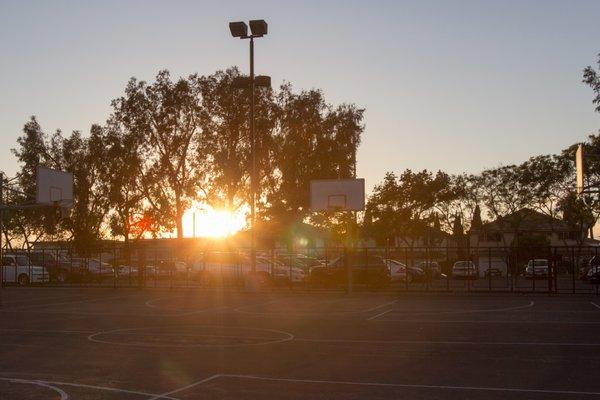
[183,206,246,238]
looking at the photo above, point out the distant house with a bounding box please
[469,208,588,248]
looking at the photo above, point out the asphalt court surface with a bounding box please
[1,288,600,399]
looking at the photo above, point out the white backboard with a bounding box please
[310,179,365,211]
[36,166,74,207]
[576,144,584,195]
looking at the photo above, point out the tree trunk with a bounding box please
[175,193,184,240]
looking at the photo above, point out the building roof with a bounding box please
[474,208,574,233]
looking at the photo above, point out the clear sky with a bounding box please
[1,0,599,193]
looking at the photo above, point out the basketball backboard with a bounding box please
[36,167,74,207]
[310,179,365,211]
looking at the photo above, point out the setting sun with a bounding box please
[182,205,246,238]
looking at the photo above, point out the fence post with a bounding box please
[553,247,558,295]
[99,248,102,288]
[532,251,536,293]
[344,246,351,294]
[425,245,430,292]
[547,247,552,295]
[113,245,117,289]
[571,247,576,294]
[445,245,449,292]
[488,247,492,291]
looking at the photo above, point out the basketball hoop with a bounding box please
[310,179,365,212]
[36,167,73,208]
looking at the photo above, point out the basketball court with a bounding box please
[1,288,600,399]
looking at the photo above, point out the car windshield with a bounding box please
[33,252,57,262]
[389,260,403,267]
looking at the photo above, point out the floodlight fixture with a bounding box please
[254,75,271,88]
[249,20,268,36]
[232,76,251,89]
[229,21,248,38]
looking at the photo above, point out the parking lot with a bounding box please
[1,287,600,399]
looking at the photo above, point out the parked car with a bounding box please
[275,254,323,273]
[383,259,426,283]
[310,254,390,290]
[416,261,442,278]
[581,256,600,280]
[1,254,50,285]
[588,266,600,284]
[484,268,503,278]
[71,258,115,281]
[14,250,78,283]
[385,259,408,282]
[524,259,549,279]
[452,261,478,279]
[256,256,306,283]
[195,252,247,286]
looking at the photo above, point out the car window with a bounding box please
[2,257,15,266]
[16,256,30,266]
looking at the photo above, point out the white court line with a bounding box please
[145,297,166,308]
[234,298,402,316]
[380,301,535,316]
[0,328,94,334]
[0,377,69,400]
[363,298,401,312]
[0,294,87,306]
[591,301,600,310]
[6,293,142,310]
[150,373,600,397]
[0,376,179,400]
[374,319,600,325]
[366,309,393,321]
[147,374,221,400]
[293,337,600,347]
[87,325,295,348]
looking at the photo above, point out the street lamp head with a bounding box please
[249,20,268,36]
[232,76,251,89]
[254,75,271,88]
[229,21,248,38]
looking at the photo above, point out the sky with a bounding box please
[1,0,600,194]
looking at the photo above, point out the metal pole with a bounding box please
[192,211,196,239]
[488,247,492,291]
[0,175,3,306]
[250,36,256,274]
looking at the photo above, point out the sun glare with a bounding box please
[182,206,246,238]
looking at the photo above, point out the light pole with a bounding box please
[192,209,196,239]
[229,20,270,274]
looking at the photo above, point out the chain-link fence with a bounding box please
[1,244,599,294]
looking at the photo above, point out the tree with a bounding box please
[263,85,364,243]
[11,118,110,250]
[470,204,483,231]
[433,173,478,233]
[519,154,572,220]
[196,68,277,212]
[558,191,595,242]
[58,126,111,251]
[100,117,148,249]
[583,53,600,113]
[110,70,204,239]
[364,170,449,246]
[9,117,61,248]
